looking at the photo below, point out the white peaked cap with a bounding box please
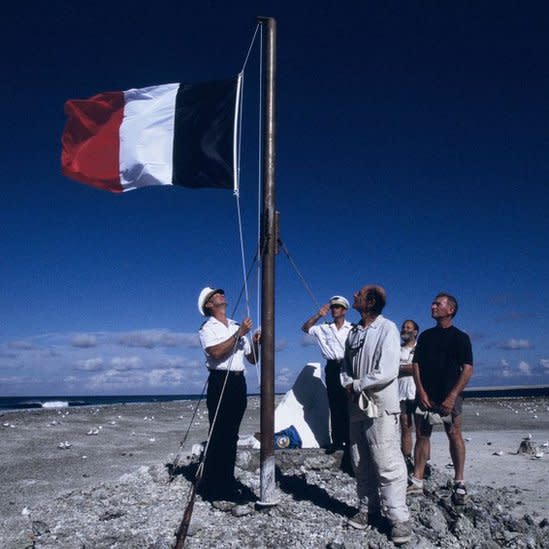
[197,287,224,316]
[329,295,350,309]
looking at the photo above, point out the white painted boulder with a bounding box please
[274,362,330,448]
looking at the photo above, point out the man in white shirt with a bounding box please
[197,286,260,501]
[398,319,419,474]
[302,295,352,454]
[341,284,411,545]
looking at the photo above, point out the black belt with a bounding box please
[209,369,244,376]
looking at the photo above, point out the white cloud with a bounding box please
[84,365,205,393]
[499,358,512,377]
[147,368,185,386]
[110,356,143,371]
[499,338,532,350]
[0,330,211,395]
[156,356,188,369]
[0,375,28,383]
[495,311,535,322]
[275,367,295,388]
[75,357,104,371]
[152,356,202,370]
[86,369,136,391]
[497,358,533,378]
[117,330,199,349]
[71,334,97,348]
[539,359,549,370]
[63,375,79,385]
[8,340,34,350]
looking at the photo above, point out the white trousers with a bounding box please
[349,412,410,524]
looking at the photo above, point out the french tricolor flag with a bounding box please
[61,75,242,193]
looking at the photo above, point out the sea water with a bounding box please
[1,386,546,413]
[0,394,201,413]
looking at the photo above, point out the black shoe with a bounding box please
[223,487,248,503]
[325,443,344,455]
[205,487,244,503]
[199,480,246,503]
[424,461,433,479]
[451,482,467,505]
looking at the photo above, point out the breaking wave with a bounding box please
[41,401,69,409]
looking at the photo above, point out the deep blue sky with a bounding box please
[1,1,548,395]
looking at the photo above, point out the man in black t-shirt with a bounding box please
[408,293,473,505]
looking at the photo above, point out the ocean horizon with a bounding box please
[1,385,548,413]
[0,394,205,413]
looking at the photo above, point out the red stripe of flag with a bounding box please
[61,91,125,193]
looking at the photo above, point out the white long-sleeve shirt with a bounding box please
[340,314,401,420]
[307,320,352,361]
[199,316,251,372]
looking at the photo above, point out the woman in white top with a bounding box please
[398,319,419,474]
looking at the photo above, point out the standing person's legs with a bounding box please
[399,400,414,471]
[325,361,349,448]
[349,418,381,514]
[400,400,415,474]
[223,374,247,485]
[413,414,433,480]
[366,413,409,525]
[204,372,247,494]
[204,371,225,491]
[399,406,412,456]
[444,413,465,481]
[444,398,468,504]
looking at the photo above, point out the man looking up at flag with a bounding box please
[302,295,352,454]
[408,293,473,505]
[341,285,411,545]
[197,287,260,501]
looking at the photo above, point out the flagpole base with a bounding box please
[255,498,280,509]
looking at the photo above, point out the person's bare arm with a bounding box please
[301,304,330,333]
[439,363,473,415]
[205,318,253,360]
[413,362,433,410]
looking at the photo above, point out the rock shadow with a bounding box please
[275,465,356,518]
[166,461,257,503]
[166,460,198,484]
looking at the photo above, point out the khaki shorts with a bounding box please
[415,394,464,420]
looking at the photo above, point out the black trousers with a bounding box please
[203,370,247,492]
[325,359,350,447]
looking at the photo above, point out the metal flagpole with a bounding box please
[257,15,279,507]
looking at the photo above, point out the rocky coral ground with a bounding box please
[12,449,549,549]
